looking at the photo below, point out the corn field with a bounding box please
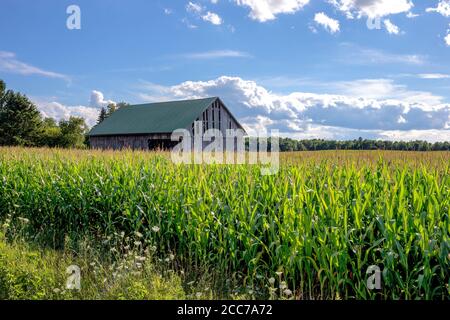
[0,147,449,299]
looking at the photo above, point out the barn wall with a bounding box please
[90,133,172,150]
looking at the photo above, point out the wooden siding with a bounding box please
[90,133,172,150]
[191,99,241,135]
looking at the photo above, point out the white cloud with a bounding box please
[445,34,450,46]
[314,12,340,34]
[36,101,100,127]
[34,90,115,128]
[331,79,443,105]
[176,50,252,59]
[383,19,400,35]
[234,0,310,22]
[418,73,450,79]
[329,0,413,18]
[31,78,449,140]
[426,0,450,17]
[202,12,223,25]
[134,76,450,141]
[0,51,70,82]
[164,8,173,15]
[186,2,223,26]
[89,90,116,108]
[378,129,450,142]
[406,11,419,18]
[446,30,450,46]
[427,4,450,46]
[186,2,203,14]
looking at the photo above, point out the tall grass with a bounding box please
[0,147,448,299]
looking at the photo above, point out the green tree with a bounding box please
[0,80,5,112]
[116,102,129,109]
[106,102,129,117]
[97,107,107,124]
[58,117,87,148]
[97,102,129,125]
[38,118,61,147]
[106,103,117,117]
[0,80,5,98]
[0,81,43,146]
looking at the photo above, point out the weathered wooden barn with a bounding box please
[88,97,245,150]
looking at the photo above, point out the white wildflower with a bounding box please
[283,289,292,296]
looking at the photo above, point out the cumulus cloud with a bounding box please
[186,2,203,14]
[0,51,70,82]
[89,90,115,108]
[426,3,450,46]
[406,11,419,18]
[383,19,400,35]
[446,33,450,46]
[378,129,450,142]
[36,101,100,127]
[32,79,449,140]
[426,0,450,17]
[202,12,223,25]
[314,12,340,34]
[329,0,413,18]
[34,90,115,128]
[332,79,443,105]
[186,1,223,25]
[135,76,450,141]
[234,0,310,22]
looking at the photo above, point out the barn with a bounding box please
[88,97,245,150]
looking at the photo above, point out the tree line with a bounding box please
[1,79,449,151]
[0,80,127,149]
[0,80,89,148]
[97,101,129,124]
[252,137,450,152]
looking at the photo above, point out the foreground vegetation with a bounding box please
[0,148,449,299]
[0,232,186,300]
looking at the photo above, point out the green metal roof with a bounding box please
[89,97,218,136]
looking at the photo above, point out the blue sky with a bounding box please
[1,0,450,141]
